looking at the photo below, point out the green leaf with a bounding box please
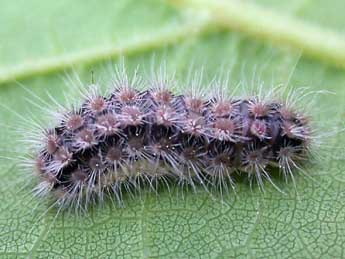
[1,0,345,258]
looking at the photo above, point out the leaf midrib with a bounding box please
[0,20,210,85]
[173,0,345,68]
[1,0,345,86]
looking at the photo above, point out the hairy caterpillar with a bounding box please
[21,64,315,210]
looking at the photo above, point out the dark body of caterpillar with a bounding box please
[34,82,311,207]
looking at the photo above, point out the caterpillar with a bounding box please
[26,64,314,210]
